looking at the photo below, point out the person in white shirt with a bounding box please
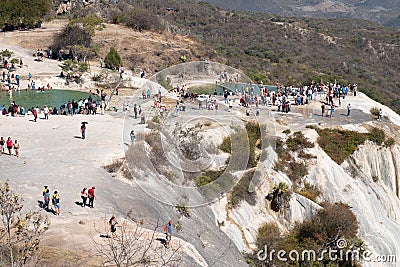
[43,105,49,120]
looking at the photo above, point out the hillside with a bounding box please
[127,0,400,113]
[203,0,400,28]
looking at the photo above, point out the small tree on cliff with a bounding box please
[104,47,122,70]
[0,180,50,267]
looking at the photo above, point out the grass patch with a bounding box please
[194,169,225,187]
[296,183,321,202]
[316,128,368,164]
[286,131,314,152]
[228,169,256,208]
[219,136,231,153]
[274,133,313,183]
[316,127,390,164]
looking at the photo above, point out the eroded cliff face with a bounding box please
[212,128,400,266]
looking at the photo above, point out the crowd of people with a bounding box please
[0,136,19,157]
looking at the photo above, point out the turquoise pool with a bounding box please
[0,89,98,109]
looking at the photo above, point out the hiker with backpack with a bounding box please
[52,191,61,215]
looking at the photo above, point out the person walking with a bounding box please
[6,137,13,156]
[130,130,135,143]
[100,57,103,68]
[88,186,95,208]
[109,216,118,238]
[81,122,86,139]
[321,104,325,117]
[33,107,38,122]
[347,103,351,116]
[13,140,20,157]
[81,187,88,207]
[378,108,383,121]
[52,191,61,215]
[164,220,173,249]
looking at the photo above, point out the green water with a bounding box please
[0,90,97,109]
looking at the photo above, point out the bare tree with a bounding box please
[0,180,50,267]
[92,217,182,266]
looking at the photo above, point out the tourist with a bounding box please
[164,220,173,249]
[378,108,383,121]
[100,57,103,68]
[43,105,49,119]
[81,122,86,139]
[6,137,13,156]
[0,137,4,155]
[43,187,50,211]
[13,140,20,157]
[52,191,61,216]
[130,130,135,143]
[88,186,95,208]
[347,103,351,116]
[109,216,118,238]
[140,110,145,124]
[321,104,325,117]
[81,187,88,207]
[33,107,38,122]
[133,104,137,119]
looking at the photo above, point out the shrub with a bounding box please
[286,131,314,152]
[368,127,385,146]
[60,59,89,74]
[104,158,124,173]
[370,107,380,116]
[219,136,231,153]
[1,49,14,58]
[51,24,94,59]
[195,175,213,187]
[287,160,308,182]
[228,169,256,208]
[126,7,164,32]
[104,47,122,70]
[175,204,190,217]
[249,202,360,266]
[282,129,291,134]
[296,183,321,202]
[384,137,396,147]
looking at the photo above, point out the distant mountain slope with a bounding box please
[203,0,400,27]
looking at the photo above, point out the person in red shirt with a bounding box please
[88,186,95,208]
[6,137,13,156]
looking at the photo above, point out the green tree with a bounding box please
[0,180,50,266]
[104,47,122,70]
[0,0,51,29]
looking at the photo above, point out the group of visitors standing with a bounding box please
[0,136,19,157]
[42,186,61,216]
